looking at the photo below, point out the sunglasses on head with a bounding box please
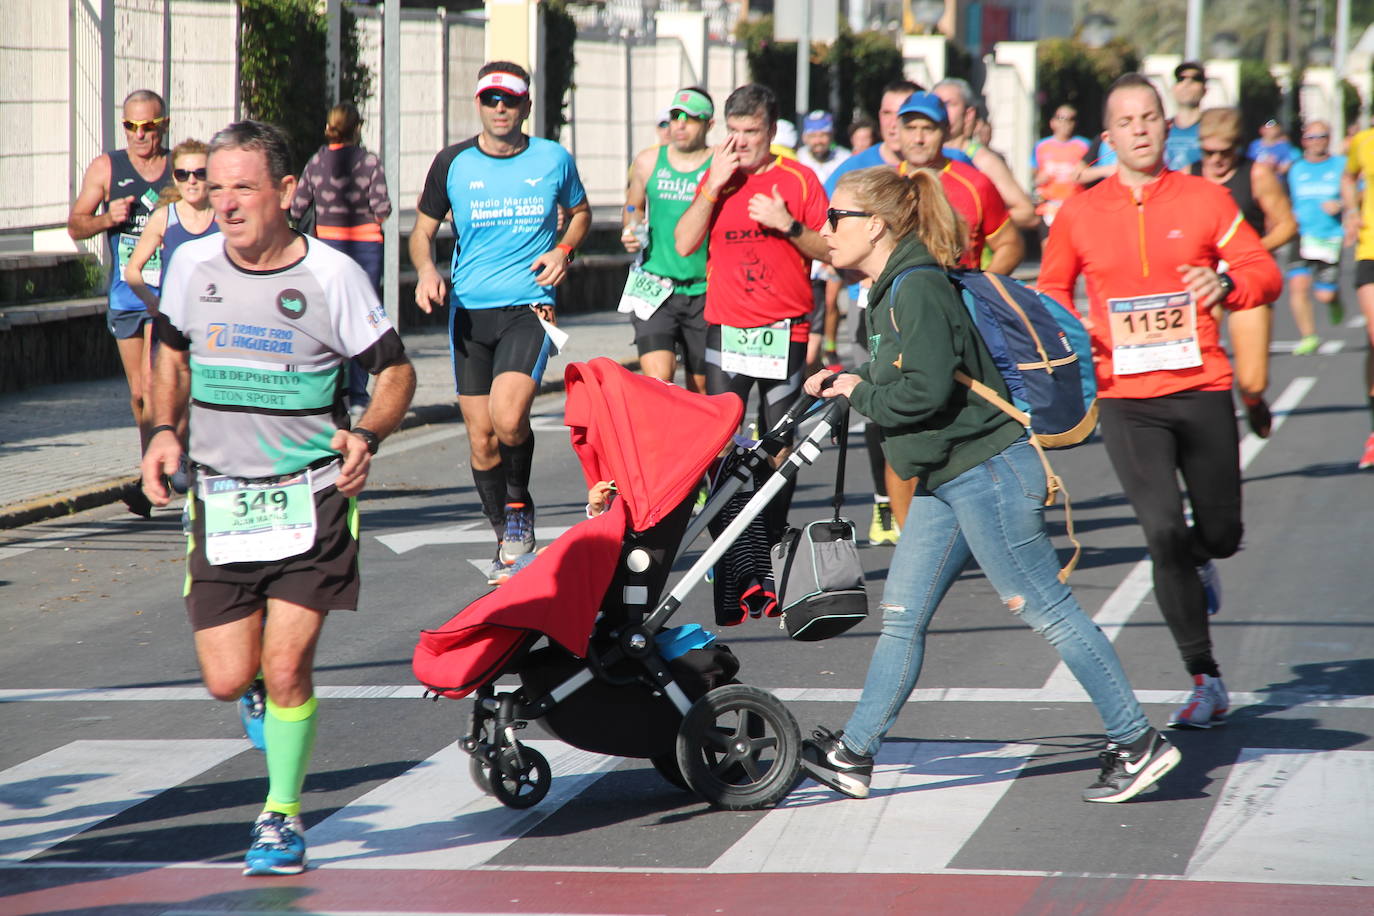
[826,207,870,230]
[123,117,168,132]
[173,167,207,182]
[478,90,522,108]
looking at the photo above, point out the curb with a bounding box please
[0,355,642,532]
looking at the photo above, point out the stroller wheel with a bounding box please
[675,684,801,810]
[649,752,691,792]
[490,744,552,809]
[469,752,495,795]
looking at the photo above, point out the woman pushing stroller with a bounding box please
[799,166,1182,803]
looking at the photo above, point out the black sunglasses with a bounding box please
[1200,147,1237,158]
[173,167,207,182]
[827,208,871,230]
[478,90,522,108]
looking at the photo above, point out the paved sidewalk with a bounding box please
[0,309,642,528]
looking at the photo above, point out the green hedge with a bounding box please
[737,18,905,139]
[1035,38,1139,139]
[239,0,373,173]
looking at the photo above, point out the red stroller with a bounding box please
[412,358,849,810]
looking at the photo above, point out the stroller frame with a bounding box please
[446,395,851,811]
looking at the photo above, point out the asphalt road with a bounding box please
[2,299,1373,915]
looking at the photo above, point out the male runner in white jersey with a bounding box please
[142,120,416,876]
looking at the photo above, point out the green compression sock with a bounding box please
[262,695,318,817]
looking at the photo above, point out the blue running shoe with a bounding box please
[239,679,266,750]
[243,811,306,876]
[499,502,536,564]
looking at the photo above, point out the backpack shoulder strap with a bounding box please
[884,265,944,336]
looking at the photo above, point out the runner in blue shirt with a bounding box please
[410,61,591,583]
[1165,62,1206,172]
[1286,120,1347,354]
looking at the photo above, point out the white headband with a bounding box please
[475,72,529,97]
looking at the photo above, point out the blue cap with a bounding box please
[897,91,948,125]
[803,110,833,133]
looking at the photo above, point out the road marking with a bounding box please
[1269,339,1345,354]
[0,739,246,861]
[1043,377,1316,690]
[376,523,574,556]
[0,526,113,564]
[710,741,1033,873]
[2,685,1370,709]
[1186,748,1374,886]
[306,740,620,869]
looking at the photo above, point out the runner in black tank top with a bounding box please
[1195,109,1297,437]
[64,89,171,517]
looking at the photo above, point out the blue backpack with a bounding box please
[888,266,1098,580]
[893,267,1098,448]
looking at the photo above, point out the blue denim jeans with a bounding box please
[842,439,1150,755]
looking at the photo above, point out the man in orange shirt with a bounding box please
[1040,74,1282,730]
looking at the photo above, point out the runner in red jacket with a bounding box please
[1039,74,1282,731]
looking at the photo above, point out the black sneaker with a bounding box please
[801,727,873,798]
[1082,728,1181,803]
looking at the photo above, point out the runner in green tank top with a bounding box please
[621,87,715,392]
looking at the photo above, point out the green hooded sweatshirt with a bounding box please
[849,235,1023,490]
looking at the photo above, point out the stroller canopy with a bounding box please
[564,358,744,532]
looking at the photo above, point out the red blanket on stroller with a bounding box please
[412,359,743,699]
[413,498,627,698]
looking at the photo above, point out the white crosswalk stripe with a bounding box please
[710,741,1034,873]
[0,739,247,861]
[1,735,1370,885]
[1186,748,1374,886]
[306,740,620,870]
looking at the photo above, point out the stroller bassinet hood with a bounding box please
[564,358,744,532]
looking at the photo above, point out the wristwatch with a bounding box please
[1217,272,1236,300]
[352,426,380,456]
[786,218,804,238]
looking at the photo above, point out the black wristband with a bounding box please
[352,426,381,456]
[1217,272,1236,300]
[786,218,804,238]
[149,424,178,440]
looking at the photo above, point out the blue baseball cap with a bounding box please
[803,110,834,133]
[897,91,948,125]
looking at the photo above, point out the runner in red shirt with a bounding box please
[1039,74,1282,731]
[894,91,1023,273]
[675,83,828,437]
[675,83,829,534]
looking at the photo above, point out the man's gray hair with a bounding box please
[209,120,294,185]
[122,89,166,114]
[934,77,978,109]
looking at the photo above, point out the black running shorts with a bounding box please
[631,291,708,374]
[1356,259,1374,289]
[106,307,152,340]
[184,483,360,631]
[449,305,552,396]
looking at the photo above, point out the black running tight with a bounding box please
[1098,390,1241,677]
